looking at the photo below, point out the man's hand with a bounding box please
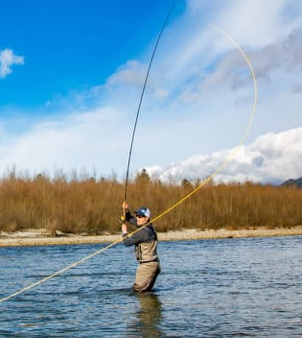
[121,222,128,235]
[121,202,129,234]
[122,201,129,211]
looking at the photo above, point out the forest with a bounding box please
[0,169,301,235]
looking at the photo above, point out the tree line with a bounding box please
[0,169,301,234]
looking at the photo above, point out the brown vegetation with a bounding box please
[0,170,301,235]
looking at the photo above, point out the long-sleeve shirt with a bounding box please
[122,211,159,263]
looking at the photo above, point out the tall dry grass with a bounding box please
[0,171,301,234]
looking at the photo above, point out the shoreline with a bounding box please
[1,226,302,247]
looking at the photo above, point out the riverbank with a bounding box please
[1,226,302,247]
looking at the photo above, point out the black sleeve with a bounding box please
[125,210,137,227]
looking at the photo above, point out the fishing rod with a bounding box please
[0,25,257,304]
[0,4,176,305]
[123,3,175,202]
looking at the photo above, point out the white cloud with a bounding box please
[0,49,24,79]
[213,0,302,48]
[107,60,146,87]
[146,128,302,185]
[0,0,301,185]
[0,106,132,178]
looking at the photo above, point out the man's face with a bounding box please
[136,215,149,226]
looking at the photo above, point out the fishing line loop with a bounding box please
[0,24,257,304]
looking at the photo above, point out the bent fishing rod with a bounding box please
[0,3,176,305]
[123,3,175,202]
[0,24,257,304]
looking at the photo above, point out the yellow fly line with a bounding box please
[0,25,257,304]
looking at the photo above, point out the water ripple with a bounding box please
[1,236,301,337]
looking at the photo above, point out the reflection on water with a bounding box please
[1,236,302,337]
[132,293,162,338]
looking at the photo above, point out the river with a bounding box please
[1,235,301,337]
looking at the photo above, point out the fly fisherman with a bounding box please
[120,202,161,292]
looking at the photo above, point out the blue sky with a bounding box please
[0,0,301,183]
[1,0,177,108]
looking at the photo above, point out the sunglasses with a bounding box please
[136,215,145,218]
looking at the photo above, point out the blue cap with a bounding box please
[135,207,151,218]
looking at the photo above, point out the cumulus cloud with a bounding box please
[0,0,301,184]
[146,128,302,185]
[0,48,24,79]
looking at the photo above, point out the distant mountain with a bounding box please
[281,177,302,187]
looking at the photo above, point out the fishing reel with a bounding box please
[118,216,126,225]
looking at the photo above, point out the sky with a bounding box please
[0,0,301,184]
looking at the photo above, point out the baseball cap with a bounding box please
[134,207,151,218]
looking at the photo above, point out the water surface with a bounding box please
[1,236,301,337]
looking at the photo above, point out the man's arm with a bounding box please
[122,228,148,246]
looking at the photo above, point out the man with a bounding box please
[121,202,160,292]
